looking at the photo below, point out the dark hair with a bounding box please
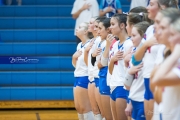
[160,8,180,23]
[164,49,171,59]
[127,12,152,26]
[134,21,150,37]
[112,13,127,27]
[87,32,94,39]
[96,16,106,23]
[101,18,111,29]
[158,0,179,9]
[129,6,148,13]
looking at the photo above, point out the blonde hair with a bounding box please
[83,22,89,30]
[160,8,180,23]
[171,18,180,32]
[158,0,179,9]
[134,21,150,37]
[82,22,94,39]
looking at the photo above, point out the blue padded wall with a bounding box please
[0,0,130,101]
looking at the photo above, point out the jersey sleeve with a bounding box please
[124,40,133,53]
[155,45,165,65]
[92,38,100,53]
[71,0,79,14]
[92,0,99,16]
[99,0,104,10]
[76,42,81,51]
[115,0,122,9]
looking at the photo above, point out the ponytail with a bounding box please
[83,22,94,39]
[164,49,171,59]
[127,12,152,26]
[158,0,179,9]
[160,8,180,23]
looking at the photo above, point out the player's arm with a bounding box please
[152,44,180,86]
[132,36,158,66]
[72,51,82,68]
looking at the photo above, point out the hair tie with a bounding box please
[139,12,143,16]
[123,12,128,15]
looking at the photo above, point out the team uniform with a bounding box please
[99,39,117,97]
[152,45,166,120]
[105,39,117,89]
[74,41,90,89]
[132,25,161,100]
[88,37,101,84]
[99,0,122,18]
[110,38,133,101]
[92,37,102,88]
[161,60,180,120]
[142,25,162,100]
[127,47,146,120]
[96,40,111,95]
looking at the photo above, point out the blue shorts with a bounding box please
[110,86,127,101]
[94,78,99,88]
[144,78,154,100]
[74,76,89,89]
[131,100,146,120]
[99,76,110,95]
[126,90,130,103]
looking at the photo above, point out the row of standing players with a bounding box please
[72,0,180,120]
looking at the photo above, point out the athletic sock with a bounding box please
[84,111,95,120]
[94,114,102,120]
[78,113,84,120]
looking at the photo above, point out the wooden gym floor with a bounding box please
[0,101,78,120]
[0,110,78,120]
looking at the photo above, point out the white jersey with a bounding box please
[162,62,180,120]
[130,0,148,9]
[155,45,166,65]
[88,37,101,81]
[129,48,145,102]
[152,45,166,120]
[92,37,102,79]
[110,38,133,89]
[96,40,107,78]
[142,25,160,78]
[71,0,99,35]
[152,102,163,120]
[74,41,90,77]
[106,39,117,86]
[173,67,180,78]
[96,40,106,62]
